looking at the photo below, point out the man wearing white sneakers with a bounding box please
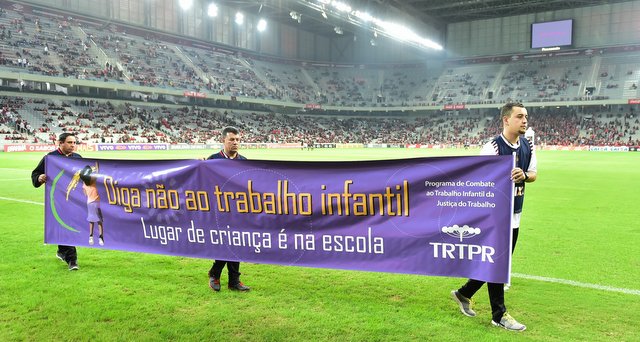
[451,102,537,331]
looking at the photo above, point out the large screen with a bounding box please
[531,19,573,49]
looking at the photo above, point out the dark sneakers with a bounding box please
[57,252,79,271]
[56,252,65,262]
[228,282,250,291]
[209,275,250,291]
[68,261,79,271]
[209,277,221,291]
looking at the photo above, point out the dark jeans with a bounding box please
[209,260,241,285]
[458,228,519,322]
[57,245,77,263]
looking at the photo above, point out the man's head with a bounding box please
[58,133,77,155]
[221,126,240,157]
[501,102,528,136]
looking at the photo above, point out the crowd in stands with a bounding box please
[1,96,638,147]
[0,7,639,147]
[2,5,639,108]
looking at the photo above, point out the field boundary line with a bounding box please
[512,273,640,295]
[0,196,44,206]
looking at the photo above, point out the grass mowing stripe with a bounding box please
[513,273,640,296]
[0,196,44,205]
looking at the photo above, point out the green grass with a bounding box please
[0,148,638,341]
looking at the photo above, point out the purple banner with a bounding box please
[44,155,514,283]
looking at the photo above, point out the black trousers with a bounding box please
[458,228,519,322]
[57,245,77,263]
[209,260,241,285]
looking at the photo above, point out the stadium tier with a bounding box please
[0,4,639,147]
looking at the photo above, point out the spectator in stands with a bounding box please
[206,126,251,292]
[451,102,537,332]
[31,132,82,271]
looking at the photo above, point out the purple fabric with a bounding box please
[86,201,102,223]
[44,154,515,283]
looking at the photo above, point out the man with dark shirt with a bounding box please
[31,133,82,271]
[207,126,250,292]
[451,102,537,331]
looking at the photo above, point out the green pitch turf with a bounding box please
[0,148,638,341]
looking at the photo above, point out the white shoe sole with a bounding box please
[56,253,65,262]
[491,320,526,331]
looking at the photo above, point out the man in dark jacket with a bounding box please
[31,132,82,271]
[207,126,250,292]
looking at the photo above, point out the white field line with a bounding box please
[0,196,44,206]
[0,196,638,296]
[512,273,640,296]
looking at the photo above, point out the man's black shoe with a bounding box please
[68,261,79,271]
[228,282,250,291]
[209,276,221,291]
[56,252,65,263]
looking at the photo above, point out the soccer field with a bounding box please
[0,148,638,341]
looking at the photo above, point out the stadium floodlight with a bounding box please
[257,19,267,32]
[290,11,302,23]
[178,0,193,11]
[378,21,443,50]
[299,0,442,51]
[235,12,244,25]
[207,3,218,17]
[332,1,351,13]
[353,10,372,22]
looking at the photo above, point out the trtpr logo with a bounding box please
[441,224,481,242]
[429,224,495,263]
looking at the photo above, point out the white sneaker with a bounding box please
[492,313,526,331]
[99,237,104,246]
[89,236,94,245]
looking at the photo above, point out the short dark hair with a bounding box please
[500,102,524,118]
[221,126,239,138]
[58,132,76,143]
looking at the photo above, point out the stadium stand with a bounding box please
[0,5,639,147]
[2,95,638,146]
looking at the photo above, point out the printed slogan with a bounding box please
[44,155,515,283]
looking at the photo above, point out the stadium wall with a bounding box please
[447,0,640,57]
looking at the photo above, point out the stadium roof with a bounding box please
[396,0,632,23]
[223,0,631,39]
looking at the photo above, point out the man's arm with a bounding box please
[31,157,46,188]
[524,148,537,183]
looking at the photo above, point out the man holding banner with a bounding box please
[451,102,537,331]
[206,127,251,292]
[31,133,82,271]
